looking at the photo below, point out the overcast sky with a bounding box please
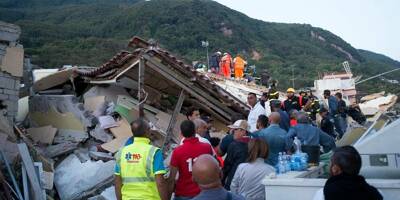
[214,0,400,61]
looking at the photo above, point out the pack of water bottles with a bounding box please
[276,152,309,174]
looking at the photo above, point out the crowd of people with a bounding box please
[113,88,382,200]
[209,52,248,79]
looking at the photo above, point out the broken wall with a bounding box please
[0,21,23,125]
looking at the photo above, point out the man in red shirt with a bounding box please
[168,120,214,200]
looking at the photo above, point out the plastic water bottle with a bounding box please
[284,153,291,172]
[300,153,309,170]
[278,152,286,174]
[294,137,302,154]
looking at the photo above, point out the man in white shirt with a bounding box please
[180,118,211,145]
[247,92,266,132]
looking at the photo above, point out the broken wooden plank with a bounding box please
[17,143,44,200]
[162,90,185,154]
[45,142,78,158]
[14,125,55,172]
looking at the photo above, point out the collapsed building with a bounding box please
[1,36,250,200]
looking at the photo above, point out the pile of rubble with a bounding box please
[1,33,249,200]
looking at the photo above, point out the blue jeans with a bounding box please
[174,196,193,200]
[334,116,347,138]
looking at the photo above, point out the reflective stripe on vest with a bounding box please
[122,146,157,184]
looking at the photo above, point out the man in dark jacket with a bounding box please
[270,99,290,132]
[324,146,382,200]
[209,52,221,73]
[319,107,336,139]
[283,88,301,113]
[222,120,250,190]
[324,90,345,139]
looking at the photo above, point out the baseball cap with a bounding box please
[227,120,249,131]
[287,88,295,93]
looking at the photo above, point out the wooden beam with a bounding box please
[162,90,185,155]
[17,143,44,200]
[143,55,233,120]
[138,58,145,117]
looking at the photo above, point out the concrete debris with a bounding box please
[359,94,398,116]
[0,114,16,141]
[0,46,24,77]
[73,148,91,163]
[29,95,95,131]
[101,118,133,153]
[26,125,57,144]
[98,115,119,129]
[0,21,20,43]
[54,154,115,200]
[33,67,77,92]
[90,125,113,143]
[53,129,88,144]
[83,85,131,104]
[45,142,79,158]
[30,106,86,131]
[361,91,385,102]
[88,186,116,200]
[84,96,107,117]
[42,170,54,190]
[89,151,114,162]
[16,96,29,123]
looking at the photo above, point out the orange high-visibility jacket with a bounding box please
[220,54,232,78]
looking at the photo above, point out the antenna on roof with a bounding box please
[342,61,352,74]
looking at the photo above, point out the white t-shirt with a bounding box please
[247,102,266,132]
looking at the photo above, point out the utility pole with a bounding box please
[291,65,295,88]
[201,40,209,71]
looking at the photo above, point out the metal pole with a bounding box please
[206,44,209,71]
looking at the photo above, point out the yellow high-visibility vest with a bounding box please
[118,137,160,200]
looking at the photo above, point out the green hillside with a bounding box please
[1,0,399,94]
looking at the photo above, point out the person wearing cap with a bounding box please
[209,52,222,74]
[222,120,250,190]
[220,52,232,78]
[299,90,309,109]
[303,90,320,121]
[218,113,245,157]
[283,88,302,113]
[319,107,336,138]
[247,92,267,133]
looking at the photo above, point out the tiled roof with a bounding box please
[76,36,250,117]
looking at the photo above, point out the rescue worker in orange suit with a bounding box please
[233,54,247,79]
[220,52,232,78]
[282,88,302,113]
